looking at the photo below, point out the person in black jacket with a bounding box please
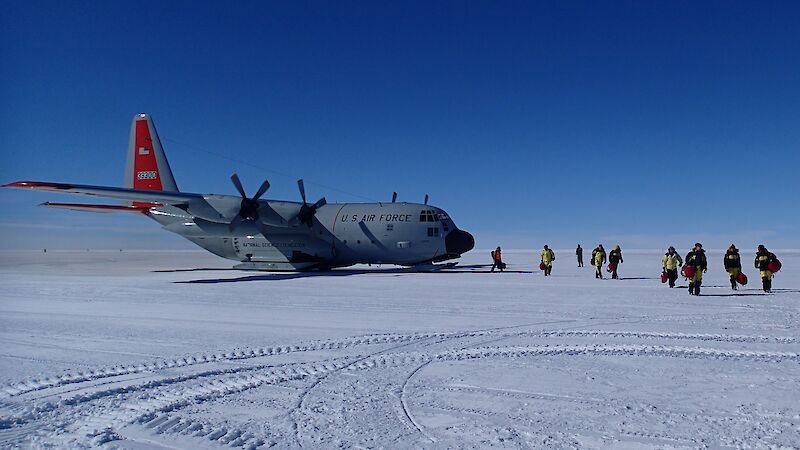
[754,245,778,292]
[723,244,742,290]
[685,242,708,296]
[608,245,623,279]
[576,245,584,267]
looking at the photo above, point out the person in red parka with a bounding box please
[491,246,504,272]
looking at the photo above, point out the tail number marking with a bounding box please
[137,171,158,180]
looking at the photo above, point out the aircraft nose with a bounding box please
[445,228,475,255]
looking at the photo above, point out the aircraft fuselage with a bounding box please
[151,200,474,270]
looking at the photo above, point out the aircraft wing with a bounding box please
[3,180,285,225]
[3,181,204,204]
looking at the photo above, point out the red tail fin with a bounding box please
[124,113,178,192]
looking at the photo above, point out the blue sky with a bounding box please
[1,1,798,251]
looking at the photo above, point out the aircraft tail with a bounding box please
[124,113,179,192]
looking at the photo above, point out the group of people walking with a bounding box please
[661,243,780,294]
[494,244,626,279]
[578,244,624,279]
[491,243,782,295]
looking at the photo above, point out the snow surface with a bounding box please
[0,249,799,449]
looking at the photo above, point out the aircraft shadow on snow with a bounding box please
[154,268,239,273]
[174,264,532,283]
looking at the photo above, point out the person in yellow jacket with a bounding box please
[754,244,778,292]
[592,244,606,279]
[541,245,555,276]
[661,246,683,288]
[723,244,742,290]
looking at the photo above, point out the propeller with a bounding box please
[294,178,327,227]
[391,192,397,203]
[424,194,429,205]
[229,173,271,231]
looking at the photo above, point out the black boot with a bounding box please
[694,281,701,296]
[689,282,694,295]
[731,277,737,290]
[762,277,769,292]
[765,278,772,293]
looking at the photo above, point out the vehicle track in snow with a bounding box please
[85,343,800,449]
[0,331,448,399]
[289,332,448,448]
[415,383,796,448]
[2,326,799,448]
[4,327,792,401]
[0,319,610,399]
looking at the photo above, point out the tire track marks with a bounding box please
[4,328,792,400]
[3,329,799,448]
[0,332,446,399]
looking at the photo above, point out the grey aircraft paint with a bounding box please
[4,114,474,271]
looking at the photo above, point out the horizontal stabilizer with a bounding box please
[40,202,156,213]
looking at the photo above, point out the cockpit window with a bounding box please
[419,210,436,222]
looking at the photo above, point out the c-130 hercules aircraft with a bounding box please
[4,114,475,271]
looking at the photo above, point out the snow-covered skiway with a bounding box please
[0,249,798,449]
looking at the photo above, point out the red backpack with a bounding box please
[660,272,668,283]
[768,259,782,273]
[681,265,696,279]
[736,272,748,285]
